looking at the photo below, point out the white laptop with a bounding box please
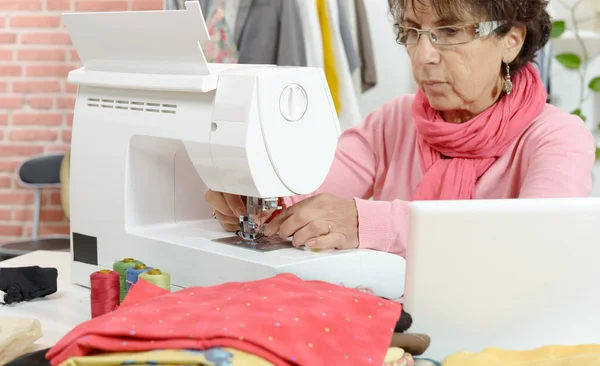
[403,197,600,362]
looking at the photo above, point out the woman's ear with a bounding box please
[504,25,527,62]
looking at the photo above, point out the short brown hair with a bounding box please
[388,0,552,76]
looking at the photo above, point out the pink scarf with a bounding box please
[411,63,547,200]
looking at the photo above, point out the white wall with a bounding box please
[357,1,416,118]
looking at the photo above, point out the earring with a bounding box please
[504,62,513,95]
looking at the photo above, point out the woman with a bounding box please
[205,0,596,257]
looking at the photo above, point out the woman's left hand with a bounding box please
[264,193,359,250]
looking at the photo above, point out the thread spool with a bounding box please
[90,269,120,318]
[113,258,143,302]
[125,263,153,294]
[138,269,171,291]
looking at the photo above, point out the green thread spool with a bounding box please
[138,268,171,292]
[113,257,143,302]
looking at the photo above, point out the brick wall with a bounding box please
[0,0,162,243]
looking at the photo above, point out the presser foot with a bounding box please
[237,197,282,241]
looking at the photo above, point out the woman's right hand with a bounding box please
[204,190,246,232]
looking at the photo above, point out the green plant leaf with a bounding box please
[555,53,582,70]
[551,20,566,38]
[589,77,600,92]
[571,109,587,121]
[596,147,600,160]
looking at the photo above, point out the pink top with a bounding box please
[285,95,596,256]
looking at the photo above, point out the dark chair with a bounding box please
[0,153,71,259]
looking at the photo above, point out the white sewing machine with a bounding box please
[62,2,406,299]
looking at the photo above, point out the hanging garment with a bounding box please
[341,0,364,97]
[316,0,340,114]
[233,0,306,66]
[355,0,377,92]
[295,0,323,68]
[337,0,360,74]
[57,348,274,366]
[325,0,363,130]
[202,0,239,63]
[0,317,43,365]
[47,274,401,366]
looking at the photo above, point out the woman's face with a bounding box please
[403,3,522,118]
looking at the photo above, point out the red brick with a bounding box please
[49,190,62,205]
[0,192,34,205]
[75,0,127,11]
[26,64,74,77]
[20,32,71,45]
[17,49,66,61]
[13,112,63,126]
[0,97,24,109]
[131,0,162,10]
[46,0,70,10]
[0,15,4,27]
[69,50,80,62]
[0,0,42,11]
[8,129,58,142]
[0,114,7,125]
[0,224,23,236]
[0,209,12,220]
[0,145,44,157]
[0,177,12,189]
[61,130,72,142]
[56,97,75,109]
[9,15,61,28]
[0,33,17,43]
[62,81,78,93]
[0,65,21,76]
[13,81,62,93]
[0,82,7,93]
[0,160,20,172]
[65,113,74,126]
[26,97,53,109]
[14,208,65,221]
[0,49,12,60]
[46,144,71,153]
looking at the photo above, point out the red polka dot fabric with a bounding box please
[47,274,401,366]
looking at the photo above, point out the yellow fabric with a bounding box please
[442,344,600,366]
[316,0,340,115]
[58,348,274,366]
[59,149,70,221]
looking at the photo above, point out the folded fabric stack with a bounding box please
[41,273,404,365]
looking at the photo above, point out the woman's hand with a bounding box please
[264,193,359,250]
[204,190,246,232]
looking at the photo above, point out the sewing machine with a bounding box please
[62,2,406,299]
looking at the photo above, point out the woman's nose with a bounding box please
[412,34,441,65]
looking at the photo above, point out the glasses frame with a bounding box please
[398,21,506,46]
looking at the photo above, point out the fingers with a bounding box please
[205,190,234,216]
[223,194,246,217]
[214,210,238,225]
[204,190,246,217]
[305,232,344,249]
[291,221,332,247]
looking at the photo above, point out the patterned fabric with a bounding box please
[57,348,273,366]
[202,0,239,63]
[46,274,401,366]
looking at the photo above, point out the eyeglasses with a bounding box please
[397,21,506,46]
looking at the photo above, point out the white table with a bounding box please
[0,251,90,348]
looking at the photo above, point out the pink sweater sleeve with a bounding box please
[519,115,596,198]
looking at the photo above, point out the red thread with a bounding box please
[90,270,120,318]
